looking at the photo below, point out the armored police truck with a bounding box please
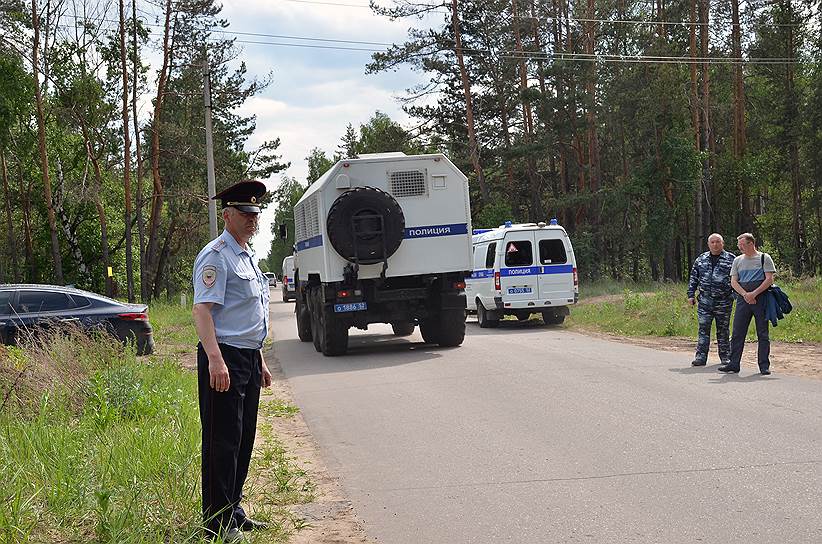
[465,220,578,328]
[291,152,472,356]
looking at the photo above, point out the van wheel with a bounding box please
[477,302,499,329]
[515,312,530,321]
[391,321,415,336]
[296,296,312,342]
[542,311,566,325]
[319,304,349,356]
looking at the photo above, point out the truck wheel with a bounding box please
[515,312,530,321]
[326,186,405,264]
[542,310,566,325]
[296,296,312,342]
[419,318,439,344]
[320,305,349,356]
[437,309,466,346]
[477,301,499,329]
[391,321,415,336]
[309,289,323,352]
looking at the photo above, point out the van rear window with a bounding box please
[504,240,532,267]
[539,239,567,264]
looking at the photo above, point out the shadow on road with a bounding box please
[273,333,450,377]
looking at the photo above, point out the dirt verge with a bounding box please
[570,326,822,380]
[262,346,373,544]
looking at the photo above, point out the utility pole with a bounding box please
[203,45,218,238]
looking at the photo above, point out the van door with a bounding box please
[500,232,538,303]
[535,232,574,303]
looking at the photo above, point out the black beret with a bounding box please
[212,180,267,213]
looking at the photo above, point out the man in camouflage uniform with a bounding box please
[687,233,736,366]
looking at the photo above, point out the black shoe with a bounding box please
[238,518,269,531]
[718,365,739,373]
[691,360,707,367]
[760,369,771,375]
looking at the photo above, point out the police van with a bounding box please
[281,255,296,302]
[290,152,472,356]
[465,220,578,327]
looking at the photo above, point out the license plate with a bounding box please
[508,287,533,294]
[334,302,367,313]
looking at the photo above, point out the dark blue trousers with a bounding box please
[197,343,261,536]
[729,297,770,372]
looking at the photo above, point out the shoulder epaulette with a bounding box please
[211,239,227,252]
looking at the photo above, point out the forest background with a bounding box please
[1,0,820,304]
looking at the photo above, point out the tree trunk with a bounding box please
[119,0,134,302]
[54,157,90,283]
[152,219,176,300]
[1,150,19,282]
[449,0,488,205]
[18,165,35,282]
[146,0,173,300]
[132,0,147,301]
[511,0,542,222]
[785,2,807,274]
[731,0,752,232]
[79,123,113,296]
[31,0,63,283]
[697,0,711,253]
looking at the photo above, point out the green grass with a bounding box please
[569,277,822,343]
[0,312,314,543]
[148,299,199,352]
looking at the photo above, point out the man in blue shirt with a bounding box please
[720,232,776,375]
[192,180,272,542]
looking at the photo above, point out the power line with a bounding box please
[228,36,810,64]
[53,11,813,65]
[281,0,807,28]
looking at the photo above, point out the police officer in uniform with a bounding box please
[192,180,272,542]
[687,233,736,366]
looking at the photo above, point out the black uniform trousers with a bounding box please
[197,342,261,536]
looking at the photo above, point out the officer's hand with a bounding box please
[209,358,230,392]
[261,365,272,388]
[688,298,695,306]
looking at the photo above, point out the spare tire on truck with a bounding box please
[326,187,405,264]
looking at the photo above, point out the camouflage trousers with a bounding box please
[694,296,733,364]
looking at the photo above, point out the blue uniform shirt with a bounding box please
[193,230,270,349]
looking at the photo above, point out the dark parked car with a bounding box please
[0,284,155,355]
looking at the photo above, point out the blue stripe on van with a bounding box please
[500,265,574,277]
[404,223,469,239]
[468,265,574,279]
[295,235,323,251]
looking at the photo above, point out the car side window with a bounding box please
[0,291,12,314]
[485,243,497,269]
[15,291,74,313]
[504,240,533,267]
[539,239,567,264]
[71,295,91,308]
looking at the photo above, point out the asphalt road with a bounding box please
[268,298,822,543]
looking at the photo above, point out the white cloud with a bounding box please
[213,1,438,260]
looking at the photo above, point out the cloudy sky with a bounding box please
[209,0,443,261]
